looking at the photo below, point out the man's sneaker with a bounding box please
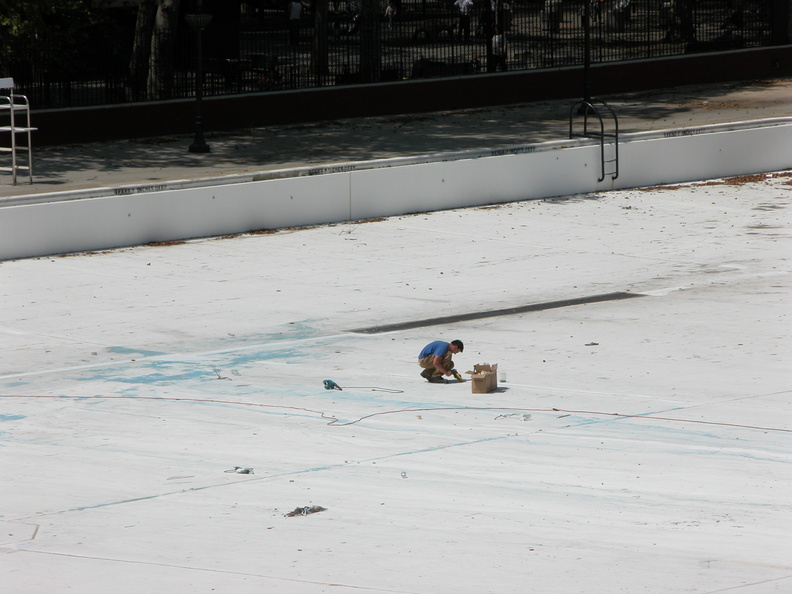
[420,369,433,380]
[427,376,447,384]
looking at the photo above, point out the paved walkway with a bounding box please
[2,77,791,198]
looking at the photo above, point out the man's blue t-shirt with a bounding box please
[419,341,448,359]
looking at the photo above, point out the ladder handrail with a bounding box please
[0,83,36,185]
[569,99,619,182]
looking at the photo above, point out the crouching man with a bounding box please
[418,339,464,383]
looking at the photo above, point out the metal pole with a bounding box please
[188,1,211,153]
[582,0,591,104]
[576,0,592,115]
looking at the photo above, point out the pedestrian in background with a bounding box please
[288,0,302,45]
[491,25,508,71]
[454,0,475,42]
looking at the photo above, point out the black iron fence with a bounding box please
[2,0,784,109]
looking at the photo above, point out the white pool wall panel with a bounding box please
[1,119,790,261]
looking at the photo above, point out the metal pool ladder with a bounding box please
[569,99,619,182]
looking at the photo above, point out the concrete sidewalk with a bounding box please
[2,77,791,198]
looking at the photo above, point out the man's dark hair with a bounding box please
[451,339,464,352]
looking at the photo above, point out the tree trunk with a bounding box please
[148,0,181,100]
[359,0,381,83]
[130,0,158,101]
[204,0,241,60]
[313,0,330,83]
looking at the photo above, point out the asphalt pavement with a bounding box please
[1,77,790,199]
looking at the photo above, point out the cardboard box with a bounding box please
[466,363,498,394]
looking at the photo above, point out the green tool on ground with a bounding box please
[323,379,403,393]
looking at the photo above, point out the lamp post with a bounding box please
[576,0,592,115]
[582,0,592,105]
[186,0,213,153]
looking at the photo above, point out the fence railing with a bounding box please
[4,0,782,109]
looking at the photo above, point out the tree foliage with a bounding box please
[0,0,132,80]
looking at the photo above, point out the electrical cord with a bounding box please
[323,379,403,393]
[1,394,788,432]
